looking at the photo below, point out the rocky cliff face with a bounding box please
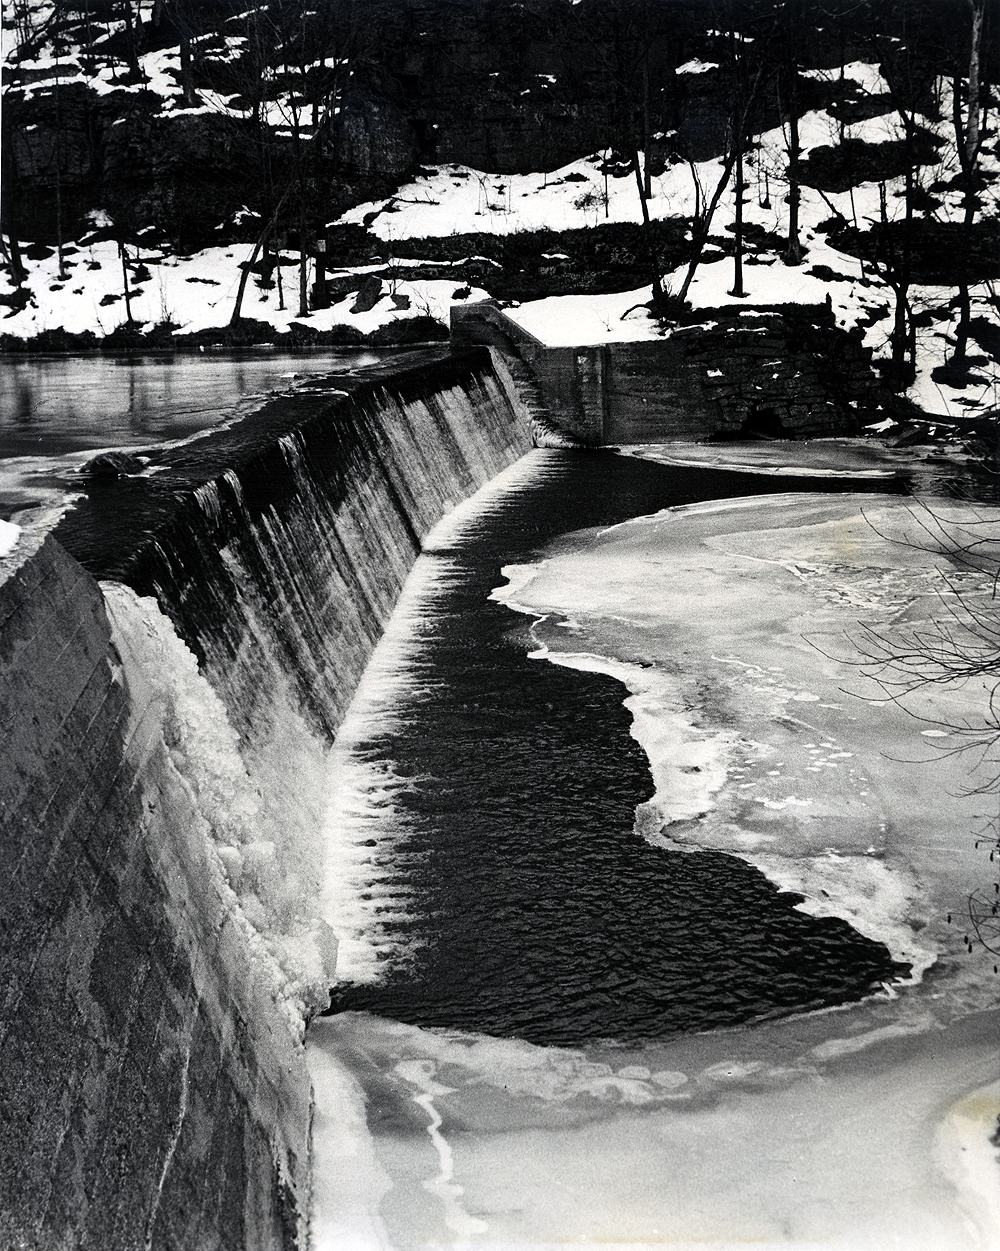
[1,0,725,247]
[5,0,992,258]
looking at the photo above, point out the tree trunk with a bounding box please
[783,0,803,265]
[952,0,985,365]
[230,189,291,325]
[1,126,27,286]
[728,21,748,298]
[297,196,309,318]
[119,241,133,323]
[179,28,197,107]
[676,148,738,306]
[121,0,142,79]
[632,148,663,303]
[731,143,746,297]
[642,57,652,203]
[953,185,978,364]
[965,0,985,166]
[5,230,27,286]
[55,164,67,281]
[954,279,972,364]
[54,53,67,280]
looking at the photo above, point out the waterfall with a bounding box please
[52,347,531,1004]
[0,346,532,1250]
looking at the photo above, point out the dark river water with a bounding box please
[328,450,912,1045]
[0,348,380,458]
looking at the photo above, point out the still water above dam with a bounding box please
[0,347,382,518]
[0,348,382,457]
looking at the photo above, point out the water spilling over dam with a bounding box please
[0,346,531,1248]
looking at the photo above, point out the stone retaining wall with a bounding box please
[452,300,886,443]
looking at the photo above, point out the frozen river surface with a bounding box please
[311,444,1000,1251]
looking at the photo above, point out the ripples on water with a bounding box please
[0,349,391,520]
[328,452,911,1045]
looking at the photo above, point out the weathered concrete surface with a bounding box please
[0,531,310,1250]
[0,347,537,1249]
[453,300,886,443]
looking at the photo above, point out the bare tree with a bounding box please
[574,0,678,304]
[674,8,770,306]
[950,0,988,367]
[777,0,803,264]
[866,21,941,389]
[226,0,362,323]
[844,501,1000,956]
[230,187,291,325]
[0,0,76,287]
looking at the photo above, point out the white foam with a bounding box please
[319,451,557,981]
[0,519,20,557]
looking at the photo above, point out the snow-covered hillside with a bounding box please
[3,2,999,421]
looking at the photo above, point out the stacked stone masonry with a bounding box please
[452,301,885,443]
[677,309,880,438]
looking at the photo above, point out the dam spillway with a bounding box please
[0,346,532,1249]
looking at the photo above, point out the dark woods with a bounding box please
[2,0,998,380]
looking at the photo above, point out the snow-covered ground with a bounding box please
[0,230,488,342]
[334,67,1000,418]
[309,445,1000,1250]
[6,24,999,417]
[4,49,998,419]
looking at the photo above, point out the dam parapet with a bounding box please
[0,346,532,1248]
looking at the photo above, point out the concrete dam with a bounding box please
[0,335,935,1248]
[0,346,534,1249]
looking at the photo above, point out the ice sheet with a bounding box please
[309,1004,1000,1250]
[615,438,925,479]
[491,491,1000,998]
[0,519,20,557]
